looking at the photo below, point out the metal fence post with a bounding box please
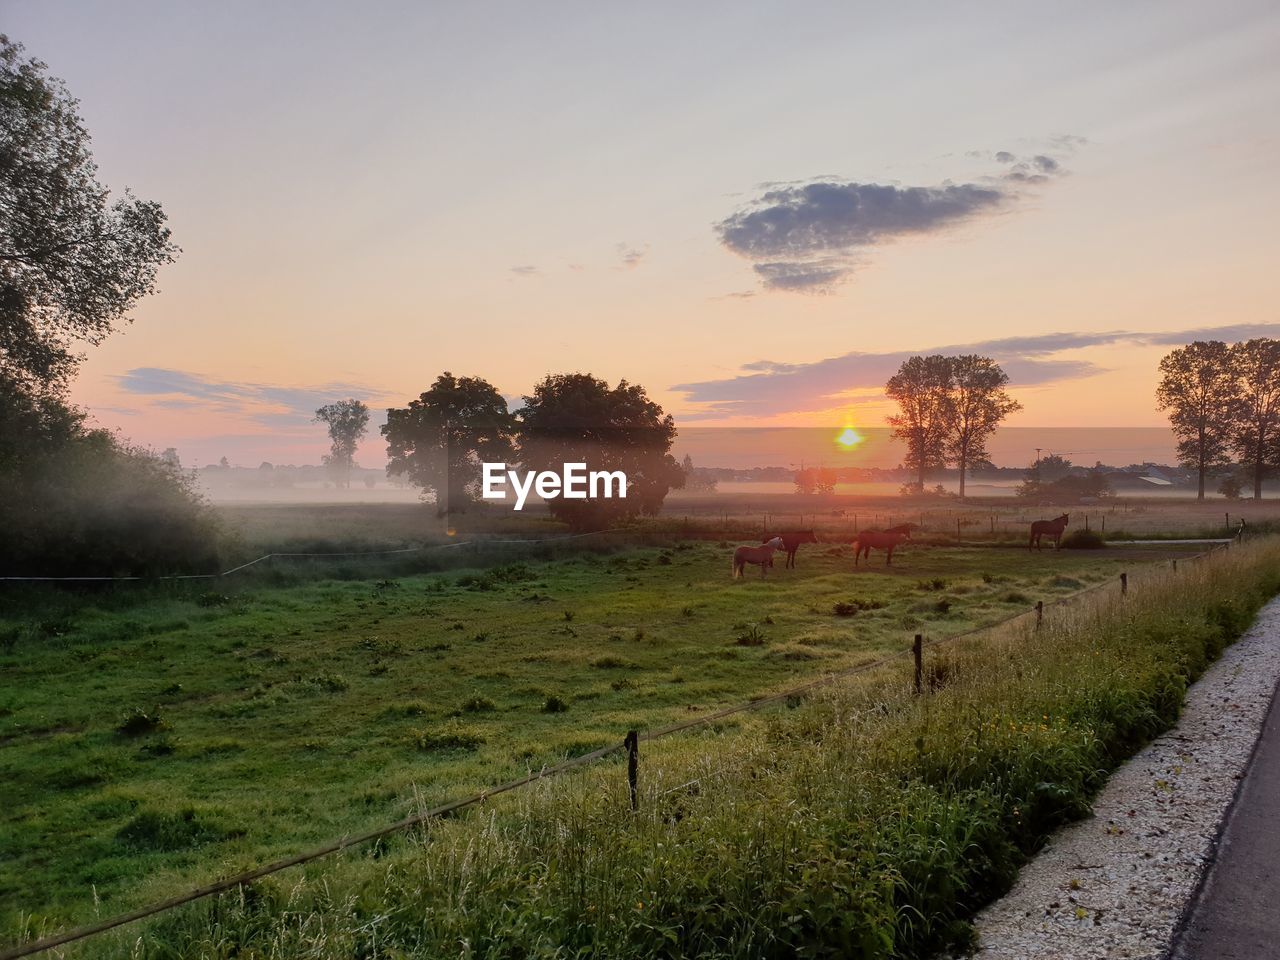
[624,730,639,811]
[913,634,923,695]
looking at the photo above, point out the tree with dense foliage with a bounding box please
[885,355,953,493]
[314,398,369,488]
[382,373,516,514]
[0,376,219,575]
[1228,338,1280,500]
[943,355,1020,500]
[0,36,178,391]
[1155,341,1238,500]
[517,373,684,530]
[0,35,212,576]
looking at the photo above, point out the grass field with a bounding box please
[0,532,1185,938]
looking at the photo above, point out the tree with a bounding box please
[1155,341,1238,500]
[517,373,684,530]
[314,398,369,489]
[794,466,836,496]
[1,36,179,391]
[382,373,515,514]
[680,453,717,493]
[944,355,1020,499]
[1228,338,1280,500]
[886,355,953,492]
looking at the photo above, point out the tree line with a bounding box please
[317,372,685,530]
[1156,338,1280,500]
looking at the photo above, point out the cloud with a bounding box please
[716,147,1073,292]
[509,265,540,277]
[116,368,392,430]
[616,243,648,270]
[670,323,1280,418]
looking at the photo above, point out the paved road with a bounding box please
[1171,673,1280,960]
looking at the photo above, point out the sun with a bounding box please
[836,426,864,450]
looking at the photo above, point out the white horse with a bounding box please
[733,536,785,578]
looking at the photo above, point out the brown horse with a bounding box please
[733,537,785,578]
[1029,513,1069,550]
[760,530,817,569]
[851,528,911,566]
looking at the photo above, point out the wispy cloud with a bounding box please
[509,264,540,277]
[670,323,1280,418]
[116,368,393,430]
[715,147,1073,292]
[616,242,648,270]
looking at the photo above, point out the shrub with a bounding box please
[411,723,485,752]
[115,808,236,852]
[1060,529,1105,549]
[542,695,570,713]
[116,708,168,737]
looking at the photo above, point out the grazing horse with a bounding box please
[733,537,785,578]
[760,530,818,569]
[851,528,911,567]
[1029,513,1069,551]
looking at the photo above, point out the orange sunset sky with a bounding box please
[6,1,1280,467]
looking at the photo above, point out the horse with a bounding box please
[1029,513,1069,550]
[760,530,817,569]
[851,528,911,567]
[733,537,785,578]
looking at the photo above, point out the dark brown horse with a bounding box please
[1029,513,1069,550]
[851,528,912,566]
[760,530,817,568]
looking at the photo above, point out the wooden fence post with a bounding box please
[1120,572,1128,595]
[913,634,923,695]
[624,730,639,811]
[1172,558,1177,573]
[1036,600,1044,628]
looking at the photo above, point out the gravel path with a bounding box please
[967,597,1280,960]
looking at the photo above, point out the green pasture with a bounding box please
[1,538,1180,933]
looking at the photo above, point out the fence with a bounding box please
[0,542,1235,959]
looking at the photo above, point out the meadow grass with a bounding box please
[48,536,1273,960]
[0,540,1159,943]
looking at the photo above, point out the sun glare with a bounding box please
[836,426,864,450]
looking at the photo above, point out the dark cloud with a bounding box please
[117,368,390,429]
[670,323,1280,418]
[717,145,1078,292]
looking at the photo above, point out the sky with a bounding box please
[6,0,1280,467]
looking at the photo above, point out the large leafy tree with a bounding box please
[1,36,179,391]
[1228,338,1280,500]
[383,372,515,514]
[517,373,684,530]
[314,398,369,488]
[1155,340,1238,500]
[944,355,1020,499]
[886,355,953,493]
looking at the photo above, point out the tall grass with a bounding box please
[27,539,1280,959]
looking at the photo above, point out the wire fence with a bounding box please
[0,541,1237,959]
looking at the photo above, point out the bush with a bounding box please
[1060,529,1105,549]
[0,385,222,577]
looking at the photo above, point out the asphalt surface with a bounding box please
[1171,673,1280,960]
